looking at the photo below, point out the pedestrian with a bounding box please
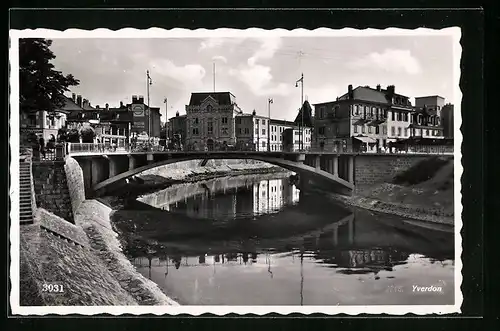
[39,136,46,159]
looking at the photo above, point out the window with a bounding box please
[319,107,325,119]
[397,127,402,136]
[426,129,430,136]
[238,128,242,134]
[375,126,380,134]
[262,141,266,147]
[371,107,375,116]
[404,128,408,136]
[368,126,372,133]
[333,106,339,117]
[222,117,228,124]
[391,111,395,121]
[262,128,266,135]
[255,119,259,125]
[318,127,325,135]
[236,117,241,124]
[383,126,387,134]
[207,120,213,134]
[262,119,266,125]
[192,128,199,135]
[391,126,395,136]
[244,128,250,134]
[404,113,408,121]
[355,105,360,115]
[194,117,199,124]
[397,112,402,121]
[206,105,213,112]
[362,126,366,133]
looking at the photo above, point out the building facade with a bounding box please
[313,84,414,152]
[410,96,446,139]
[168,111,188,146]
[20,93,83,144]
[185,92,242,151]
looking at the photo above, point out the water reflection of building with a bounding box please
[253,178,300,214]
[167,177,300,219]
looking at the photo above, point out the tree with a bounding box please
[19,38,80,113]
[66,128,80,143]
[80,126,95,143]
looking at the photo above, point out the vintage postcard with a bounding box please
[9,27,462,315]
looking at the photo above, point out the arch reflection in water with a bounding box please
[139,174,301,220]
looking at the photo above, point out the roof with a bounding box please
[188,92,236,106]
[270,119,295,126]
[336,86,410,105]
[56,96,84,114]
[294,100,314,127]
[415,95,445,100]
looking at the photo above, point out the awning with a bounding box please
[353,136,377,144]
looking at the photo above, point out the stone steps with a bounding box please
[19,163,34,225]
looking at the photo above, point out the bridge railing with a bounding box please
[67,142,129,154]
[66,141,454,155]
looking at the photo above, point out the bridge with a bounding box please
[66,143,450,197]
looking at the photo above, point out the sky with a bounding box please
[49,34,456,123]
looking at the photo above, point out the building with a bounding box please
[20,93,83,144]
[269,119,297,151]
[234,110,306,151]
[293,100,314,150]
[441,103,454,138]
[313,84,413,152]
[409,95,446,139]
[129,95,162,139]
[185,92,242,151]
[168,111,188,146]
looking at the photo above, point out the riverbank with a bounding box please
[326,156,455,227]
[19,202,179,306]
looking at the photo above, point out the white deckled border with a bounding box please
[9,27,463,316]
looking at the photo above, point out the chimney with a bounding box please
[252,110,256,116]
[348,84,353,99]
[76,95,82,107]
[176,111,179,117]
[120,101,124,108]
[82,98,88,108]
[72,93,76,102]
[376,84,381,91]
[387,85,395,96]
[138,95,144,104]
[105,103,109,110]
[132,95,138,103]
[96,105,100,109]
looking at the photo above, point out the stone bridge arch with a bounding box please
[71,152,354,197]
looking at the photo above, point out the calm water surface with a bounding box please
[111,173,455,306]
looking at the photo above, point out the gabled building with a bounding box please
[313,84,414,152]
[185,92,242,151]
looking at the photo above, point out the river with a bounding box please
[109,172,455,306]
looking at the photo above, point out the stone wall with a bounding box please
[353,154,435,186]
[32,161,74,223]
[64,157,86,216]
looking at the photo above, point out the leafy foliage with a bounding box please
[67,129,80,143]
[80,126,96,143]
[19,38,80,113]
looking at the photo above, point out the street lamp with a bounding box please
[267,98,273,152]
[295,73,304,151]
[147,70,153,141]
[163,97,168,142]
